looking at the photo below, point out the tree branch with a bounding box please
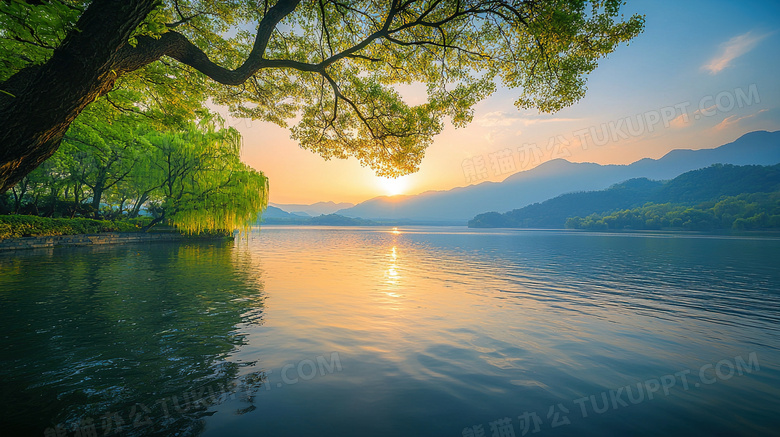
[119,0,302,85]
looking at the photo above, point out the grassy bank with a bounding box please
[0,215,148,239]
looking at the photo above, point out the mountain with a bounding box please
[270,201,355,217]
[261,205,461,226]
[469,178,664,228]
[259,205,377,225]
[337,131,780,222]
[260,213,380,226]
[261,205,303,219]
[469,163,780,228]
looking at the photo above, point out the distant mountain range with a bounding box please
[262,203,462,226]
[262,205,309,219]
[469,163,780,228]
[259,212,380,226]
[336,130,780,222]
[259,205,461,226]
[269,201,355,217]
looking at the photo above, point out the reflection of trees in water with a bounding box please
[0,241,266,436]
[54,364,268,437]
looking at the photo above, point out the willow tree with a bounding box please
[140,122,269,233]
[0,0,644,192]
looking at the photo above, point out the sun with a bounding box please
[377,176,410,196]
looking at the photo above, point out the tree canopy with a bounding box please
[0,0,644,192]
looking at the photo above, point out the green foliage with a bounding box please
[2,0,645,179]
[0,215,141,239]
[249,0,645,176]
[7,116,269,234]
[139,121,269,234]
[654,163,780,203]
[0,0,84,82]
[567,192,780,231]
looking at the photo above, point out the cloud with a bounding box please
[479,111,517,127]
[478,111,580,127]
[713,109,768,130]
[703,31,770,74]
[693,105,717,117]
[670,104,719,128]
[669,113,690,128]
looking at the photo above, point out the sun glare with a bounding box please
[377,176,410,196]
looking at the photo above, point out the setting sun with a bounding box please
[377,176,410,196]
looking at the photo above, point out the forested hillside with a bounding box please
[469,164,780,230]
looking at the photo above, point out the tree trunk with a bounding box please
[142,212,165,232]
[130,190,151,218]
[91,183,105,219]
[117,197,127,218]
[72,183,81,218]
[90,169,108,219]
[0,0,158,193]
[11,183,26,212]
[46,184,59,217]
[0,195,9,215]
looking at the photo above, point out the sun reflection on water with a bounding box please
[380,245,408,307]
[385,246,401,290]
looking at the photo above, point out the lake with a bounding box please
[1,227,779,436]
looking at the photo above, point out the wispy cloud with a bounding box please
[669,113,689,128]
[713,109,768,130]
[478,111,580,127]
[670,105,720,128]
[703,31,770,74]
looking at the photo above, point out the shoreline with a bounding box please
[0,232,232,252]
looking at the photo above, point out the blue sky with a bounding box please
[234,0,780,204]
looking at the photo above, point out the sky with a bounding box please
[223,0,780,205]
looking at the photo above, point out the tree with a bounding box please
[139,121,269,233]
[60,106,149,218]
[0,0,644,192]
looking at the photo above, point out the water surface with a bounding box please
[1,227,779,436]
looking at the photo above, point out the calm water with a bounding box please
[1,227,779,436]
